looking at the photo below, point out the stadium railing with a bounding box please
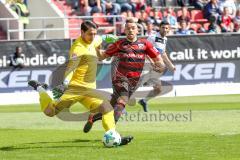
[0,15,126,40]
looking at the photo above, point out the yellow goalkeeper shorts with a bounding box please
[52,86,104,112]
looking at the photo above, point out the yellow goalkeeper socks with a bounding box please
[102,110,116,131]
[37,86,53,111]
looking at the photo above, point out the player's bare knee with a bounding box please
[117,96,128,105]
[44,111,55,117]
[44,107,55,117]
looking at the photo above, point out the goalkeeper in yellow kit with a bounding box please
[28,20,132,146]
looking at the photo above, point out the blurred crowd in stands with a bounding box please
[2,0,240,35]
[66,0,240,35]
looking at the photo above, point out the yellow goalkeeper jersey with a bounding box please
[67,35,102,89]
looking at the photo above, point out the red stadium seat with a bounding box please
[92,13,110,26]
[190,23,202,32]
[191,10,208,23]
[0,25,6,40]
[92,13,115,34]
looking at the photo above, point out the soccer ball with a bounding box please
[102,129,121,147]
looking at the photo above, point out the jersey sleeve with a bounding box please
[65,42,83,79]
[69,43,83,60]
[145,40,160,58]
[105,41,119,57]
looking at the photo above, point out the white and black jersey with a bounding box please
[147,32,167,55]
[138,33,168,87]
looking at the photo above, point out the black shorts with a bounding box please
[112,77,140,99]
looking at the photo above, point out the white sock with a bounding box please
[37,86,46,93]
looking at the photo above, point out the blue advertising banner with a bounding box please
[0,39,70,93]
[0,34,240,93]
[96,34,240,88]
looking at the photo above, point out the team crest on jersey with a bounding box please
[138,44,144,49]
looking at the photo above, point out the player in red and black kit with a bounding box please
[83,18,166,144]
[106,34,164,122]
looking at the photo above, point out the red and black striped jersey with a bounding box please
[105,38,160,80]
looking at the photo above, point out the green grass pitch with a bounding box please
[0,94,240,160]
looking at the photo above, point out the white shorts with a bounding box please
[139,69,163,87]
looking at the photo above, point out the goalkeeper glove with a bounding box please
[52,74,71,100]
[101,35,119,44]
[52,84,66,100]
